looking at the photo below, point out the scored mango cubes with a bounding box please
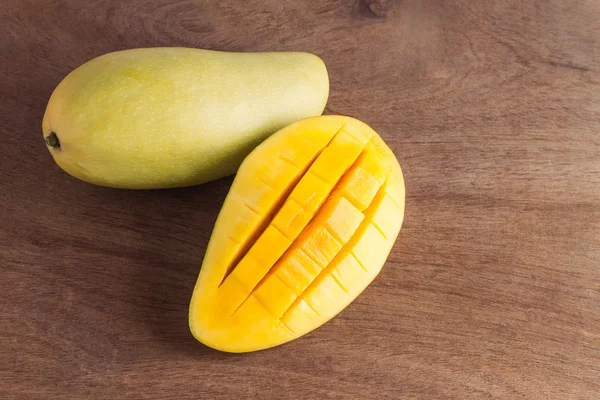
[189,116,405,352]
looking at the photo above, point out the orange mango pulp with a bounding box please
[189,116,405,352]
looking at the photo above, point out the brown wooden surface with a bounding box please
[1,0,599,398]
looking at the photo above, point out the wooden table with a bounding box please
[2,1,599,398]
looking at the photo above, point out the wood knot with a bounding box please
[359,0,391,18]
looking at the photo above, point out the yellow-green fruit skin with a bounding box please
[42,48,329,189]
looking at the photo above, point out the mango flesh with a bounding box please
[189,116,405,352]
[42,48,328,189]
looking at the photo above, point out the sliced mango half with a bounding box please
[189,116,405,352]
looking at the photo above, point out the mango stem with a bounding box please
[45,132,60,149]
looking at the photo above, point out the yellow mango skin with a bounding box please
[42,48,329,189]
[189,116,405,352]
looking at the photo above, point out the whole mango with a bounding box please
[42,48,329,188]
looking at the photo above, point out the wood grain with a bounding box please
[1,0,599,398]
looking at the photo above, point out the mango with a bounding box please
[42,48,328,188]
[189,116,405,352]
